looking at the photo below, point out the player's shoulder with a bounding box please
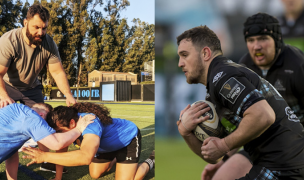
[0,28,22,43]
[281,45,304,65]
[209,59,241,83]
[9,103,29,111]
[42,34,58,49]
[44,33,54,42]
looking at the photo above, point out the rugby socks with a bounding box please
[144,150,155,170]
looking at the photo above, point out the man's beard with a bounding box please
[186,54,205,84]
[26,25,45,46]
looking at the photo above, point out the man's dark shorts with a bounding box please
[5,83,44,107]
[92,129,142,164]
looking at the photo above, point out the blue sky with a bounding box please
[116,0,155,25]
[26,0,155,25]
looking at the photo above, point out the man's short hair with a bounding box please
[26,4,50,22]
[177,25,222,54]
[33,103,53,113]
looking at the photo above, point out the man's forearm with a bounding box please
[224,101,275,150]
[40,128,81,150]
[0,76,9,99]
[54,147,69,180]
[52,129,81,150]
[44,149,91,166]
[182,133,205,158]
[52,71,73,97]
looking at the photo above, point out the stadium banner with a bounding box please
[50,81,154,102]
[50,87,100,101]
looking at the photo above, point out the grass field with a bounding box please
[0,101,155,180]
[156,137,208,180]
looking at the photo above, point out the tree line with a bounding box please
[0,0,155,86]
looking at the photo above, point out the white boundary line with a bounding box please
[140,128,155,131]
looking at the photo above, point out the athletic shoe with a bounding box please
[40,162,68,173]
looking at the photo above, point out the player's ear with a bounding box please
[23,19,28,27]
[69,119,77,128]
[201,47,212,61]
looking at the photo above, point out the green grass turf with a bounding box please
[156,137,208,180]
[0,101,155,180]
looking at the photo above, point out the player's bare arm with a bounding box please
[178,102,210,136]
[48,62,76,107]
[0,64,15,108]
[38,114,95,150]
[5,152,19,180]
[201,100,275,162]
[23,134,100,167]
[224,100,275,150]
[177,102,218,162]
[53,146,69,180]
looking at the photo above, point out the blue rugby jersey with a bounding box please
[78,112,138,153]
[0,103,55,163]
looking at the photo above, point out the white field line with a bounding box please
[140,128,155,131]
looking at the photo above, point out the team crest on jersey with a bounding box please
[213,72,223,83]
[285,107,300,122]
[224,84,231,90]
[274,79,286,91]
[219,77,245,104]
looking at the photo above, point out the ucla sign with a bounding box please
[49,81,139,102]
[52,87,101,100]
[71,89,100,98]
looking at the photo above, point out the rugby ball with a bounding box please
[191,100,224,142]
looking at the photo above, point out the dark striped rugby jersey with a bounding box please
[206,55,304,170]
[239,44,304,123]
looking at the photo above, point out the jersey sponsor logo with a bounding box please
[274,79,286,91]
[285,107,300,122]
[284,69,294,74]
[213,71,223,83]
[126,157,132,160]
[219,77,245,104]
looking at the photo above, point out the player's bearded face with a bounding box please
[26,24,45,46]
[186,53,204,84]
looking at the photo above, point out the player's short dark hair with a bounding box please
[177,25,222,54]
[26,4,49,22]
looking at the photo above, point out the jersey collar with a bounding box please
[206,55,229,89]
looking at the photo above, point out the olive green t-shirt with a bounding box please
[0,28,61,91]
